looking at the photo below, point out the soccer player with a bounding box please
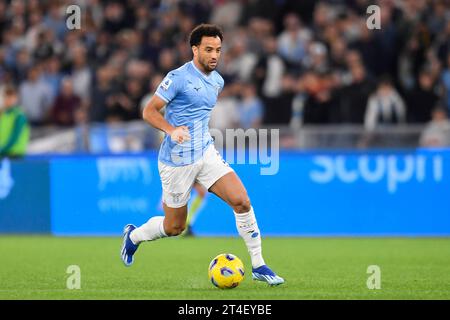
[121,24,284,286]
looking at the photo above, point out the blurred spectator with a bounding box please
[0,0,448,141]
[0,2,7,44]
[158,48,177,75]
[433,5,450,64]
[329,37,350,79]
[19,65,52,126]
[374,5,400,77]
[117,29,142,60]
[338,63,376,124]
[89,66,117,122]
[210,86,239,131]
[90,31,113,67]
[406,70,440,123]
[246,17,274,55]
[141,30,163,67]
[277,13,311,68]
[303,41,329,73]
[107,78,144,122]
[419,106,450,147]
[253,36,286,122]
[0,46,7,80]
[210,0,243,30]
[364,77,406,132]
[42,56,63,103]
[24,11,43,53]
[33,29,55,62]
[441,53,450,113]
[102,2,130,35]
[70,46,92,106]
[11,47,31,83]
[0,85,30,157]
[302,71,338,124]
[348,20,381,77]
[43,2,67,41]
[222,35,258,83]
[122,78,145,120]
[140,73,164,113]
[51,77,81,126]
[236,82,264,129]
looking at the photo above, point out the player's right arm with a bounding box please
[142,95,190,143]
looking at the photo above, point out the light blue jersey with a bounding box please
[155,61,224,166]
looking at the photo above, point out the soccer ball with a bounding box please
[208,253,245,289]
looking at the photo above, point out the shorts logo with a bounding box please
[161,78,172,91]
[170,192,183,203]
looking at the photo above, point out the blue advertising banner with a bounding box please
[194,149,450,236]
[50,154,163,235]
[0,158,51,233]
[2,149,449,236]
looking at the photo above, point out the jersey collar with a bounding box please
[190,60,211,80]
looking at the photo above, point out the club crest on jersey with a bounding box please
[160,78,173,91]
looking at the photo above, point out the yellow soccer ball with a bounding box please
[208,253,245,289]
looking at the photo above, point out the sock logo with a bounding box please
[251,232,259,238]
[239,222,256,229]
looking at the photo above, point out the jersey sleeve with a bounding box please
[155,72,183,104]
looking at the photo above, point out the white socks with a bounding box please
[130,216,167,245]
[234,207,265,268]
[130,208,266,270]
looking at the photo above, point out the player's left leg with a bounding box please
[208,172,284,286]
[196,145,284,285]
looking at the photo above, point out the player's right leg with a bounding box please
[121,205,188,266]
[121,161,196,266]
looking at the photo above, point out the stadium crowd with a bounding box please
[0,0,449,150]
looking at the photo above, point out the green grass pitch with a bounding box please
[0,236,449,299]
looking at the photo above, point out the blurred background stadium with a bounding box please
[0,0,450,235]
[0,0,449,152]
[0,0,450,299]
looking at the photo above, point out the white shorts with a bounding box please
[158,144,234,208]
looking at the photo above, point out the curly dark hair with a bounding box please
[189,24,223,47]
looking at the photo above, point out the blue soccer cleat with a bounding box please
[121,224,139,267]
[252,265,285,286]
